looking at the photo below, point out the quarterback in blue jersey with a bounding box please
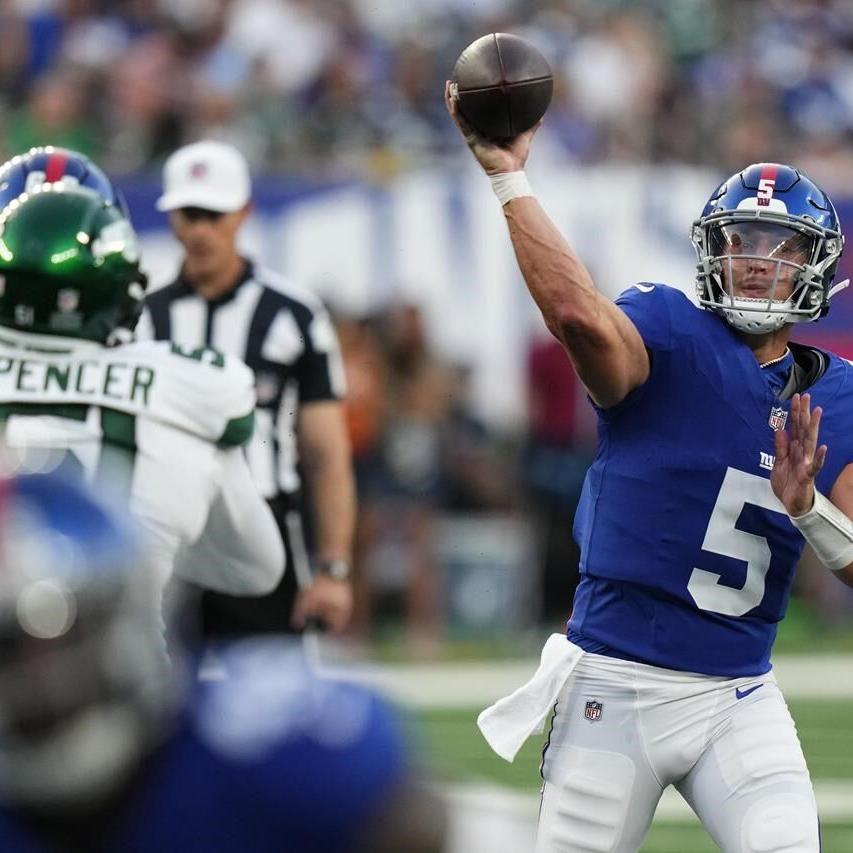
[447,82,853,852]
[0,472,446,853]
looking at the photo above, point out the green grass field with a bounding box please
[633,824,853,852]
[415,699,853,852]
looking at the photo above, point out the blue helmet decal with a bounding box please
[0,147,130,218]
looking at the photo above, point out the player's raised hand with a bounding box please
[445,80,540,176]
[771,393,827,517]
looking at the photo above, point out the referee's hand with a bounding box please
[292,575,353,635]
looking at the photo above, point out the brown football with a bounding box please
[452,33,553,140]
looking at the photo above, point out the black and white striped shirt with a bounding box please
[136,261,346,498]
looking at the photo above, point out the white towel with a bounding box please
[477,633,583,762]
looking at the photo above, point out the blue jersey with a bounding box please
[570,284,853,677]
[0,647,406,852]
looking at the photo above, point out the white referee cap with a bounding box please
[156,140,251,213]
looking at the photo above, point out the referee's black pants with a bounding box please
[200,494,309,637]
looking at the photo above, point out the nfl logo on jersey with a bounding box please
[769,406,788,431]
[584,699,603,721]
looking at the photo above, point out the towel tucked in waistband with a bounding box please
[477,633,583,762]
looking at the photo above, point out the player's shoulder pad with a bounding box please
[119,340,255,445]
[615,282,689,351]
[830,352,853,391]
[615,282,691,307]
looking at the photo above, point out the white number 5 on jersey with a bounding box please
[688,467,786,616]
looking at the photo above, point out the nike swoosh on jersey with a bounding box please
[735,683,764,700]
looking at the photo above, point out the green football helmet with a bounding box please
[0,184,146,344]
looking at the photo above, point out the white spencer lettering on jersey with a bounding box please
[0,335,282,603]
[0,339,254,443]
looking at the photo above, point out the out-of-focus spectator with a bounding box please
[351,304,451,657]
[441,363,517,514]
[336,315,388,478]
[523,327,595,629]
[347,301,517,653]
[0,9,29,110]
[562,10,668,162]
[102,24,193,173]
[223,0,340,96]
[4,0,853,184]
[4,72,99,157]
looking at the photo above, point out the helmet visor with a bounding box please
[709,222,814,266]
[709,221,817,305]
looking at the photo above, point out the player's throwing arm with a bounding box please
[445,42,647,409]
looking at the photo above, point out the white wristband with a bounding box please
[789,490,853,571]
[489,171,533,206]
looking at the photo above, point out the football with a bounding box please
[451,33,553,141]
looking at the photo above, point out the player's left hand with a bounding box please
[771,393,827,517]
[292,574,353,635]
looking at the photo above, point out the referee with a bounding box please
[137,140,355,637]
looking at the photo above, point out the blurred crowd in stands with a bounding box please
[336,302,597,651]
[3,0,853,648]
[338,305,520,651]
[3,0,853,190]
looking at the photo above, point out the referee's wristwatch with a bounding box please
[317,558,351,581]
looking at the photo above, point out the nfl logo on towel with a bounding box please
[769,407,788,431]
[584,700,603,721]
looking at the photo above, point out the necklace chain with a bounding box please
[759,347,791,369]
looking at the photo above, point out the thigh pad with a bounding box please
[538,747,638,852]
[741,793,819,853]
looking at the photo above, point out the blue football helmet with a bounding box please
[691,163,845,334]
[0,146,130,218]
[0,473,176,808]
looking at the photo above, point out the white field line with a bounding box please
[323,653,853,709]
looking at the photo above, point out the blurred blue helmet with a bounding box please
[691,163,845,334]
[0,146,130,218]
[0,473,175,808]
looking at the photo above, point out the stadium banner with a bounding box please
[119,168,853,427]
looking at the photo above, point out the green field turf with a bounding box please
[416,699,853,788]
[637,823,853,852]
[415,699,853,852]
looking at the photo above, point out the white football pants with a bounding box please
[536,652,819,853]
